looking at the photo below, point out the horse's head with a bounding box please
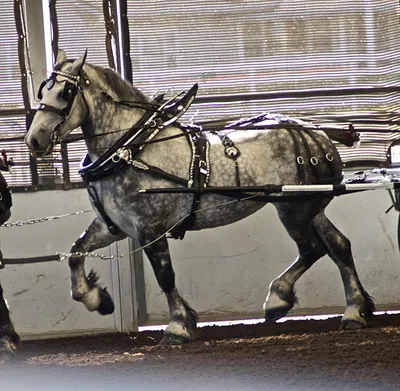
[25,50,90,157]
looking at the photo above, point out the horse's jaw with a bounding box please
[29,143,55,158]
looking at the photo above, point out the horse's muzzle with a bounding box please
[25,136,53,158]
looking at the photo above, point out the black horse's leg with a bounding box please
[0,281,20,361]
[264,221,327,321]
[68,218,126,315]
[140,236,198,344]
[312,212,375,329]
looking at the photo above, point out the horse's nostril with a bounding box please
[30,138,40,150]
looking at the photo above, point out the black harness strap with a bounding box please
[211,132,242,187]
[293,128,323,182]
[285,128,306,183]
[87,185,120,235]
[302,128,337,179]
[80,109,157,181]
[134,160,188,185]
[285,127,340,184]
[169,135,210,240]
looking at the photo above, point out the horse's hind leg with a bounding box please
[312,212,375,329]
[68,218,126,315]
[0,280,20,362]
[140,235,198,344]
[264,220,327,321]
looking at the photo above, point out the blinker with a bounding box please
[47,78,55,90]
[37,77,55,100]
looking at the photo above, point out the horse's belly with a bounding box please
[192,193,267,230]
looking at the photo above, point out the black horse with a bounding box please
[0,154,20,361]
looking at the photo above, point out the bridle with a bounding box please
[36,69,91,146]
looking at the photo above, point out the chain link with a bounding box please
[0,210,92,228]
[1,195,260,263]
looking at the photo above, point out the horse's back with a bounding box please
[208,127,342,188]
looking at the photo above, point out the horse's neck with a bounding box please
[140,125,192,177]
[82,98,145,161]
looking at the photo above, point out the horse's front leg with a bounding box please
[68,218,126,315]
[0,281,20,362]
[141,236,198,344]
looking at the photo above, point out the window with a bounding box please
[1,0,400,191]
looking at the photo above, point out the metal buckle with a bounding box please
[199,160,208,175]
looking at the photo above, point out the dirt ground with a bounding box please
[3,314,400,391]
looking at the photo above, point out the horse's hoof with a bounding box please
[339,318,366,330]
[0,348,16,363]
[0,338,17,363]
[159,333,191,345]
[97,288,115,315]
[265,308,288,323]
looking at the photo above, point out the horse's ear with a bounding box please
[69,49,88,75]
[55,49,67,66]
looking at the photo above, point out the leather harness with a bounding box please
[36,66,343,240]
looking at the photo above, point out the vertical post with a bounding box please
[118,0,132,83]
[49,0,59,63]
[103,0,117,70]
[25,111,38,187]
[60,141,70,190]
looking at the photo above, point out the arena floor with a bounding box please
[3,313,400,391]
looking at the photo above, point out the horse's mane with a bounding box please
[59,60,151,104]
[90,64,151,103]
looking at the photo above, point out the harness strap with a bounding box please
[302,128,336,179]
[169,136,210,240]
[213,132,242,187]
[286,127,340,184]
[131,159,188,186]
[87,185,120,235]
[294,129,322,181]
[285,128,306,183]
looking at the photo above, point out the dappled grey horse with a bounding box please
[25,50,373,344]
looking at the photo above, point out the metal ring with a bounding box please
[296,156,305,165]
[111,154,121,163]
[50,132,59,142]
[326,153,334,162]
[310,157,319,166]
